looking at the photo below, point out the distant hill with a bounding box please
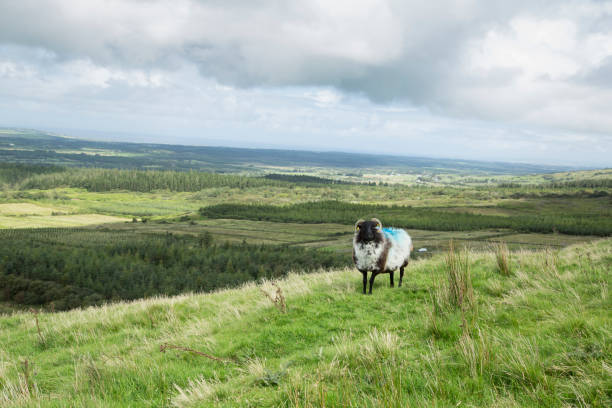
[0,128,575,175]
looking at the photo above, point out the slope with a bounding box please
[0,240,610,407]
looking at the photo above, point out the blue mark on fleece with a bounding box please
[383,227,406,243]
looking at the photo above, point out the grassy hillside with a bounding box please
[1,239,610,407]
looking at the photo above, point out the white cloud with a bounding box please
[469,18,581,80]
[0,0,611,166]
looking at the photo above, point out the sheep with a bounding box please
[352,218,413,294]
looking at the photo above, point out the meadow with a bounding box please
[0,163,609,312]
[0,132,611,406]
[0,239,609,407]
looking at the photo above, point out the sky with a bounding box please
[0,0,611,167]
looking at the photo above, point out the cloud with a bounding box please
[0,0,611,165]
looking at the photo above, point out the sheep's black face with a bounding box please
[355,219,384,244]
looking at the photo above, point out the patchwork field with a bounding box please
[0,203,59,216]
[0,134,610,406]
[0,163,609,308]
[0,213,126,229]
[92,218,602,253]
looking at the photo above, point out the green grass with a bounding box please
[0,189,200,218]
[0,193,601,251]
[0,214,127,228]
[1,239,610,407]
[2,174,610,219]
[0,203,60,216]
[92,218,600,254]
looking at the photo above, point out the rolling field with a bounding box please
[0,203,60,216]
[92,218,602,253]
[0,214,126,229]
[0,136,610,406]
[0,162,609,309]
[0,239,609,407]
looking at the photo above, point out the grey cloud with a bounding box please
[578,56,612,87]
[0,1,542,92]
[1,0,612,150]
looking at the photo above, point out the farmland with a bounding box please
[0,160,609,312]
[0,133,610,308]
[0,131,610,407]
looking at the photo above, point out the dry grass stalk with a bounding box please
[160,343,236,364]
[21,359,32,395]
[457,327,491,378]
[544,247,558,271]
[171,376,217,408]
[445,241,474,309]
[260,282,287,313]
[492,241,512,276]
[30,308,45,346]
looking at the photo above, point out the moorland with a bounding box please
[0,128,610,311]
[0,128,610,407]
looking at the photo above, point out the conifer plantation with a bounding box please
[0,229,347,310]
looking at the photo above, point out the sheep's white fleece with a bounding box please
[383,228,412,270]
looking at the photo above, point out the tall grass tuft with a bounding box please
[445,241,474,310]
[428,242,475,322]
[457,327,492,378]
[171,376,217,408]
[493,241,512,276]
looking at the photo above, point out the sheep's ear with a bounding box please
[371,218,382,229]
[354,219,365,232]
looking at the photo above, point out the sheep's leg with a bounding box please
[368,271,379,294]
[389,270,394,287]
[362,271,368,294]
[399,267,405,287]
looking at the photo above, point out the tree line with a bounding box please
[263,173,356,185]
[4,165,367,192]
[200,200,612,236]
[498,178,612,189]
[0,163,66,185]
[18,168,291,192]
[0,228,350,310]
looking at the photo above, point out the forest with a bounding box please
[17,167,289,192]
[0,228,349,310]
[0,162,66,184]
[1,164,374,192]
[3,163,610,195]
[200,200,612,236]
